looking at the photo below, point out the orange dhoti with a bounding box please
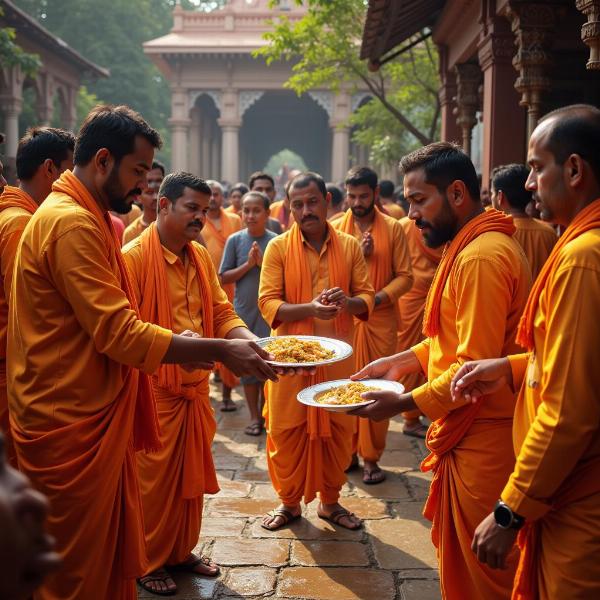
[138,379,218,572]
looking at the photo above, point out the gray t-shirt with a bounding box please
[220,228,277,337]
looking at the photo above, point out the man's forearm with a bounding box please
[163,334,228,364]
[275,302,314,323]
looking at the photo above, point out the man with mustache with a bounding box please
[123,171,257,595]
[0,127,75,468]
[351,142,531,599]
[333,166,413,483]
[203,179,242,411]
[123,160,165,244]
[452,104,600,600]
[7,105,277,600]
[258,171,375,531]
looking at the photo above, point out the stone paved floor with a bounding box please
[138,381,441,600]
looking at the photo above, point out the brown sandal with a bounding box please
[318,508,363,530]
[137,568,177,596]
[261,508,301,531]
[170,554,220,577]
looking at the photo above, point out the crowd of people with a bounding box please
[0,101,598,600]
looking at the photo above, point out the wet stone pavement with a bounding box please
[138,380,441,600]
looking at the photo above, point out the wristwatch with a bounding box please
[494,500,525,530]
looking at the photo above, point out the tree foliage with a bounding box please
[257,0,440,165]
[0,7,40,76]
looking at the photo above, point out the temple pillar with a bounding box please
[576,0,600,70]
[330,91,351,181]
[504,1,562,139]
[477,17,526,185]
[438,45,461,143]
[453,63,482,156]
[169,86,191,171]
[189,106,201,176]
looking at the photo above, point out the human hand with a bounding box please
[220,339,278,381]
[179,330,215,372]
[471,512,518,570]
[451,358,512,403]
[360,232,373,257]
[351,355,405,382]
[310,290,340,320]
[349,390,404,421]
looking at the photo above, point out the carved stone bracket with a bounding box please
[504,1,563,136]
[453,63,482,155]
[576,0,600,70]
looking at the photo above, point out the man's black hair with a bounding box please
[74,104,161,166]
[16,127,75,180]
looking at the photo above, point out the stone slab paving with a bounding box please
[138,380,441,600]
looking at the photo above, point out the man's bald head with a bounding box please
[535,104,600,184]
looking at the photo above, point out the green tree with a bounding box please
[257,0,440,165]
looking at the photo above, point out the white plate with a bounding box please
[297,379,405,413]
[256,335,353,368]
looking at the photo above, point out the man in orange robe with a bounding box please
[203,180,243,409]
[334,166,413,483]
[491,163,556,279]
[123,172,256,595]
[454,104,600,600]
[122,160,164,244]
[0,126,75,467]
[7,105,277,600]
[352,142,531,600]
[396,216,443,438]
[259,172,374,530]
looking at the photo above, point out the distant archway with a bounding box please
[239,90,331,181]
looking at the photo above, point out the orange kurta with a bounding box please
[397,217,443,419]
[411,210,531,600]
[258,224,374,504]
[202,209,242,388]
[512,216,557,281]
[381,202,405,219]
[503,200,600,600]
[7,171,173,600]
[0,186,38,467]
[269,199,294,231]
[334,209,413,461]
[123,214,149,245]
[123,224,246,572]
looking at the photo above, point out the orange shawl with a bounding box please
[338,207,393,368]
[203,208,237,247]
[423,208,515,338]
[53,171,161,452]
[0,185,38,214]
[516,198,600,350]
[137,223,218,498]
[284,222,350,439]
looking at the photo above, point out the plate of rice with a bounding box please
[297,379,405,412]
[256,335,352,367]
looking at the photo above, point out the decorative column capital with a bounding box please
[576,0,600,70]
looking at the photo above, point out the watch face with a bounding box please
[494,504,512,528]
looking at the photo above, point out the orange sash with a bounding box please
[203,208,237,247]
[516,198,600,350]
[52,171,161,452]
[283,222,350,439]
[137,224,218,498]
[423,208,515,338]
[0,185,38,214]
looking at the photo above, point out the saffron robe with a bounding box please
[7,171,173,600]
[412,211,531,600]
[258,224,374,504]
[504,200,600,600]
[334,209,413,461]
[123,224,245,572]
